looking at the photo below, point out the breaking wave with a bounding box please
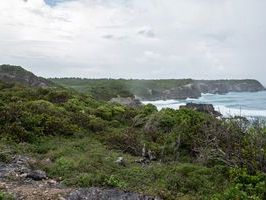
[142,91,266,118]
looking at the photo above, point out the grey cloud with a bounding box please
[0,0,266,86]
[101,34,114,39]
[137,29,155,38]
[204,33,233,43]
[101,34,127,40]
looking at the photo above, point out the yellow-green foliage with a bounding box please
[0,192,14,200]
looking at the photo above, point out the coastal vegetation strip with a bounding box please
[50,77,265,101]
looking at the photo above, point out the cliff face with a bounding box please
[195,80,265,94]
[137,83,201,100]
[0,65,54,87]
[135,79,265,100]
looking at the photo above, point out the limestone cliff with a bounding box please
[133,79,265,100]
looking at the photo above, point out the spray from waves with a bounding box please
[142,91,266,118]
[214,105,266,118]
[142,100,185,111]
[142,99,179,106]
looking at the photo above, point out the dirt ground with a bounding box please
[0,180,71,200]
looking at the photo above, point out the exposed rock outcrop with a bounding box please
[0,155,49,182]
[0,155,69,199]
[27,170,47,181]
[180,103,222,117]
[110,97,142,108]
[151,83,201,100]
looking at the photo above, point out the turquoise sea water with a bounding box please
[142,91,266,118]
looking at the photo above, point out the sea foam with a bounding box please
[142,91,266,118]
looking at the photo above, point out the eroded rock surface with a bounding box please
[66,188,162,200]
[180,103,222,117]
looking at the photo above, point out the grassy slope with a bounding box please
[1,134,228,200]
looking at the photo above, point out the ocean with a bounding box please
[142,91,266,118]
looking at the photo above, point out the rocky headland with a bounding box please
[135,79,265,101]
[51,77,265,101]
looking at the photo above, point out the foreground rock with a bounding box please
[66,188,162,200]
[115,157,126,166]
[0,155,48,181]
[180,103,222,117]
[0,155,70,200]
[0,155,32,180]
[27,170,47,181]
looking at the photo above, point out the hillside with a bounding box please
[0,66,265,199]
[0,64,54,88]
[51,78,265,101]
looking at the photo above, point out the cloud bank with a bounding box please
[0,0,266,85]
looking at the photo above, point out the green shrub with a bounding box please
[105,175,127,189]
[75,173,106,187]
[42,116,79,136]
[48,90,70,103]
[50,157,76,177]
[104,129,142,156]
[3,122,33,142]
[213,168,266,200]
[0,192,14,200]
[95,105,113,121]
[88,115,106,132]
[142,104,158,115]
[0,150,13,163]
[112,106,126,116]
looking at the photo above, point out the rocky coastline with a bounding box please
[137,80,265,101]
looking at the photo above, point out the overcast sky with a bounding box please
[0,0,266,85]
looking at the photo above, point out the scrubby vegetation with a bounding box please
[50,78,135,101]
[0,192,14,200]
[0,79,266,200]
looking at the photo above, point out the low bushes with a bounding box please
[0,192,14,200]
[213,168,266,200]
